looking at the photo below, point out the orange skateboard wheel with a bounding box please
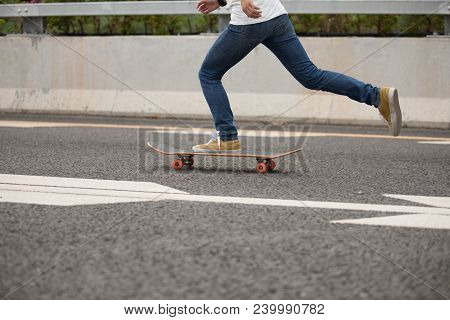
[256,162,267,174]
[172,159,183,170]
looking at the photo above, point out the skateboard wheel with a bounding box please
[267,159,276,171]
[256,162,267,174]
[172,159,183,170]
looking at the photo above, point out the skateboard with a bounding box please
[147,142,301,174]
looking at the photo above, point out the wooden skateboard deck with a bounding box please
[147,142,301,173]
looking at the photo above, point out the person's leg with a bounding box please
[262,15,379,107]
[199,25,260,141]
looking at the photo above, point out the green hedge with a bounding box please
[0,1,445,36]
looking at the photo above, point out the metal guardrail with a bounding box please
[0,0,449,34]
[1,1,449,16]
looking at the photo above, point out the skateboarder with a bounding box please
[193,0,402,152]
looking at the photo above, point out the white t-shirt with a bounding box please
[228,0,287,25]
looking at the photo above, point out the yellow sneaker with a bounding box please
[378,87,402,136]
[192,137,241,152]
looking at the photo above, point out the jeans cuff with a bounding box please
[374,87,381,108]
[220,135,238,141]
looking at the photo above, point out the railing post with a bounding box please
[23,17,44,34]
[218,14,230,32]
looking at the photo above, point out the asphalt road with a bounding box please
[0,114,449,299]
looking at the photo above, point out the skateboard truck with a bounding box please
[256,158,276,174]
[172,156,276,173]
[172,155,194,170]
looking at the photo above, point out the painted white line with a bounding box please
[384,194,450,209]
[0,174,179,206]
[0,174,186,194]
[0,184,171,200]
[3,187,449,214]
[332,194,450,230]
[1,120,449,141]
[418,141,450,145]
[332,214,450,230]
[0,189,153,206]
[0,121,72,128]
[158,194,450,215]
[2,175,449,231]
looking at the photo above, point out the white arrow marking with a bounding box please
[384,194,450,209]
[0,189,154,206]
[333,194,450,230]
[0,174,186,194]
[1,174,449,231]
[332,214,450,230]
[158,194,450,215]
[0,174,185,206]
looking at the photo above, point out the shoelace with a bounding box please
[208,131,221,149]
[217,131,221,149]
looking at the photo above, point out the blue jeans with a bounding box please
[199,14,380,141]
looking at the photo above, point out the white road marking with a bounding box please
[1,120,449,141]
[2,175,449,230]
[384,194,450,209]
[0,189,153,206]
[418,141,450,145]
[0,174,186,194]
[333,194,450,230]
[0,121,68,128]
[2,187,449,215]
[0,174,185,206]
[1,175,449,215]
[332,214,450,230]
[159,194,450,215]
[1,184,176,200]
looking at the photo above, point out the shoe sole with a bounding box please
[192,147,242,153]
[389,88,402,136]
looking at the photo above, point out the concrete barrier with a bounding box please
[0,34,449,128]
